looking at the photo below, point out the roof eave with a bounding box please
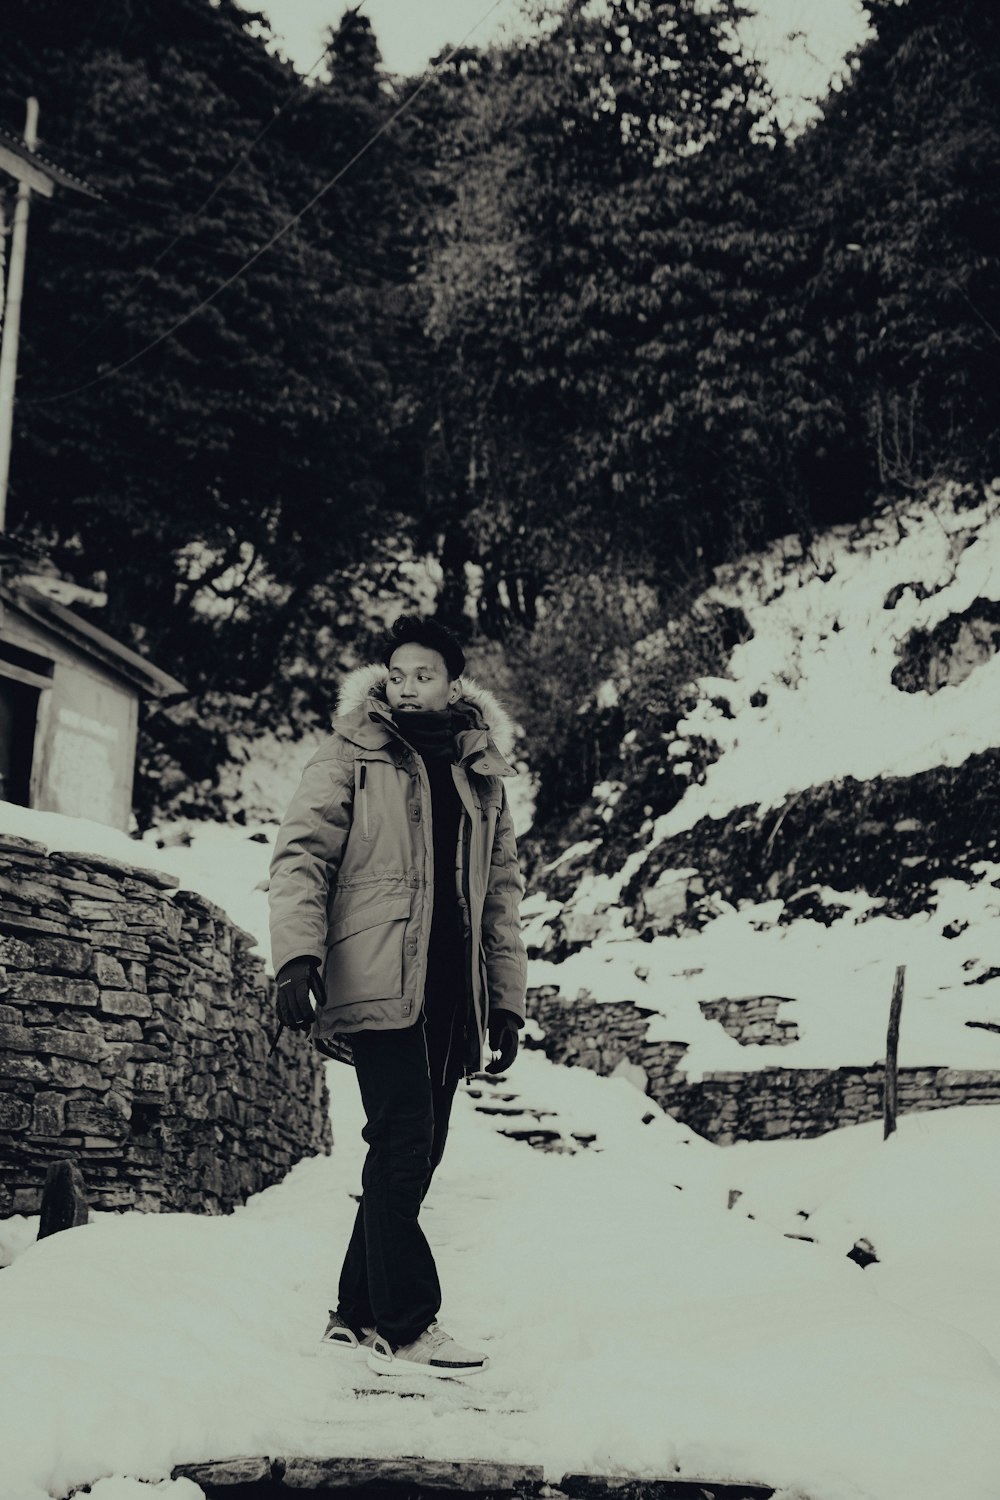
[0,584,187,699]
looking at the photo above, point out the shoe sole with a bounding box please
[366,1350,490,1379]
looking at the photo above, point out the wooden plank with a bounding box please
[0,658,54,691]
[279,1457,545,1491]
[167,1462,772,1499]
[559,1477,774,1500]
[0,141,53,195]
[172,1456,272,1486]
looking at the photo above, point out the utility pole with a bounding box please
[0,100,99,532]
[0,97,40,531]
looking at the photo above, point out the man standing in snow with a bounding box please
[268,615,527,1378]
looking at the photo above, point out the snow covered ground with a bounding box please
[3,1050,1000,1500]
[4,482,1000,1499]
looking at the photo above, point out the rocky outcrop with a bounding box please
[891,596,1000,694]
[629,750,1000,930]
[0,835,330,1217]
[527,749,1000,963]
[518,487,1000,1142]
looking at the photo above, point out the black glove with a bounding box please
[485,1009,520,1075]
[275,957,324,1031]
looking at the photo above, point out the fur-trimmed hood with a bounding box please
[334,662,516,761]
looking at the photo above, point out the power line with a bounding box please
[34,3,370,382]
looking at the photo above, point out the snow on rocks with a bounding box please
[0,802,277,966]
[650,482,1000,843]
[527,861,1000,1079]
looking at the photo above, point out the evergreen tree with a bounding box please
[790,0,1000,492]
[418,0,784,621]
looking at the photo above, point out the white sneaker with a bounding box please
[321,1309,377,1357]
[367,1320,489,1378]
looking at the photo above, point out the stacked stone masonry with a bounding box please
[527,985,1000,1144]
[0,836,331,1216]
[697,995,800,1046]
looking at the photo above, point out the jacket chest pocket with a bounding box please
[323,892,412,1005]
[353,755,409,843]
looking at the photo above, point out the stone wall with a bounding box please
[527,985,1000,1144]
[0,835,331,1216]
[697,995,800,1046]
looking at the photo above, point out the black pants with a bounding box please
[336,989,466,1349]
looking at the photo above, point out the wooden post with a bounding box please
[884,964,905,1139]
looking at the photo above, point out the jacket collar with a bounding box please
[331,663,517,777]
[332,702,516,778]
[367,700,515,777]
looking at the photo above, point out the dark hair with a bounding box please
[382,615,466,679]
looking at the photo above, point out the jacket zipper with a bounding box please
[359,763,369,838]
[367,724,432,1030]
[463,811,484,1081]
[415,754,432,1025]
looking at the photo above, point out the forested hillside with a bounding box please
[1,0,997,829]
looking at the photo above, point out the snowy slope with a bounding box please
[653,479,1000,839]
[3,483,1000,1081]
[535,481,1000,1074]
[5,800,1000,1081]
[2,1052,1000,1500]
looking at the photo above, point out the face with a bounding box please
[385,643,458,712]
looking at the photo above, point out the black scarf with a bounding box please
[390,706,462,761]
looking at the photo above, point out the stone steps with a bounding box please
[467,1074,602,1155]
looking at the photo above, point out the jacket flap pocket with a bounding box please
[328,892,410,945]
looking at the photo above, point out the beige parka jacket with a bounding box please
[268,664,528,1076]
